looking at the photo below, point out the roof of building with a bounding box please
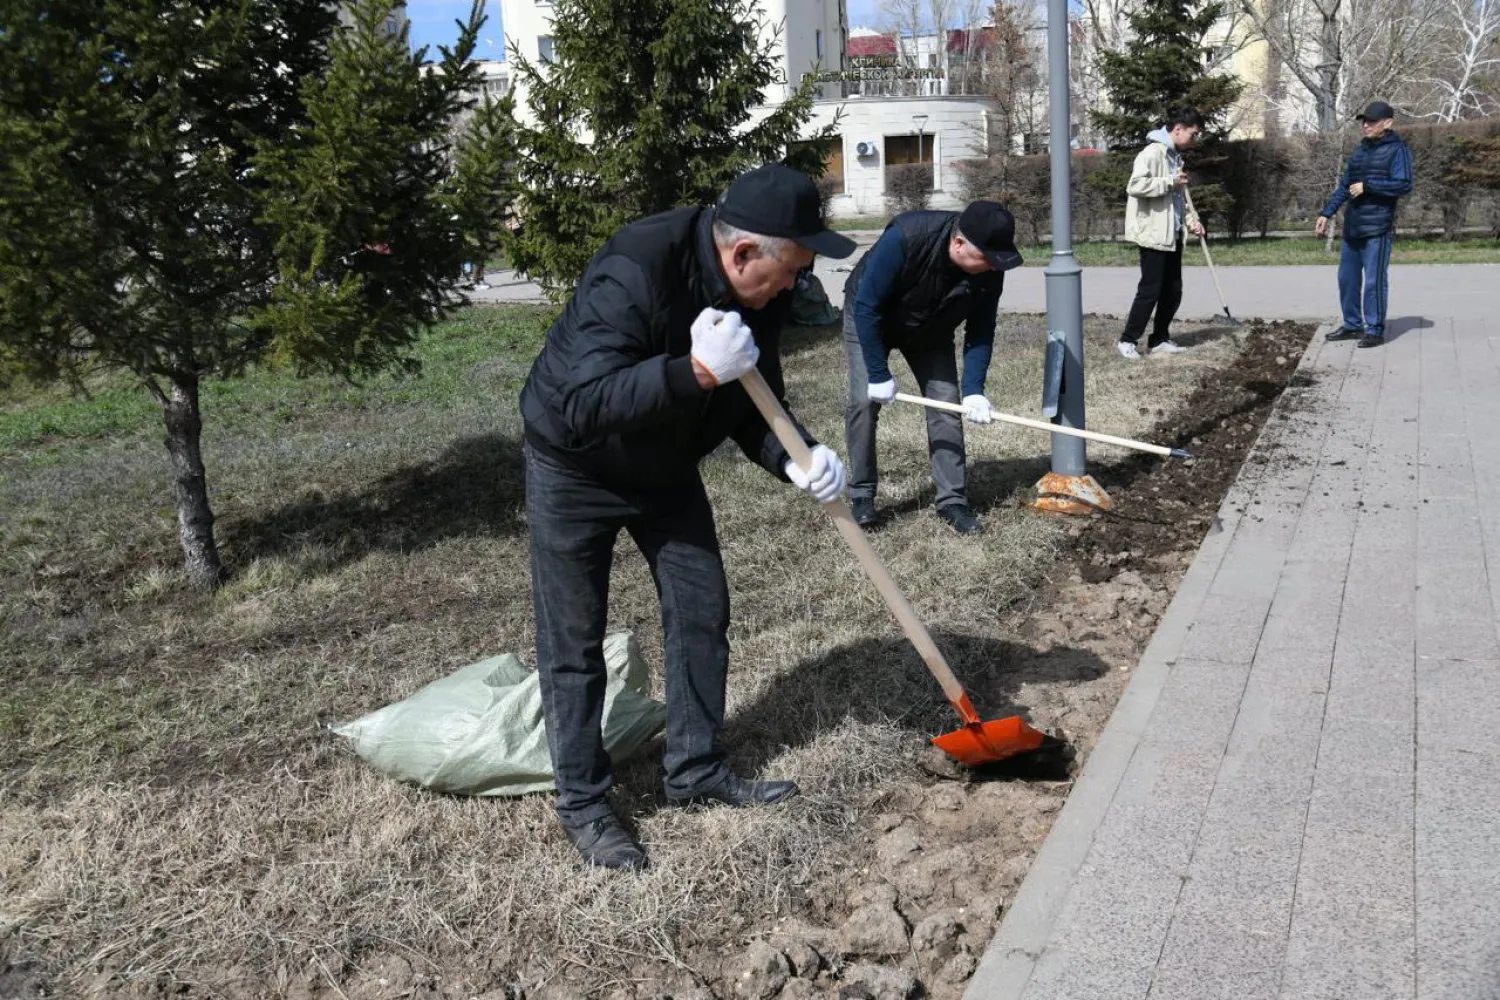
[848,34,898,58]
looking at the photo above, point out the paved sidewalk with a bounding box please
[472,248,1499,331]
[968,305,1500,997]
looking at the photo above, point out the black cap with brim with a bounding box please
[959,201,1024,272]
[1356,100,1395,121]
[716,164,858,259]
[980,247,1025,272]
[789,228,858,258]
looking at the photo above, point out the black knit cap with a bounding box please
[716,164,857,259]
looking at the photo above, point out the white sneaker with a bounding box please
[1150,341,1187,355]
[1117,341,1141,360]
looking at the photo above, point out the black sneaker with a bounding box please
[937,503,982,535]
[561,812,647,871]
[1325,327,1362,342]
[850,496,879,527]
[666,771,800,809]
[1357,334,1384,349]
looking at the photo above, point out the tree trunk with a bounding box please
[162,372,224,589]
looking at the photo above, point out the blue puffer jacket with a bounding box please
[1320,130,1414,239]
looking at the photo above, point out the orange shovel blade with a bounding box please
[932,715,1048,767]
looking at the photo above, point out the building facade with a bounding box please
[496,0,999,217]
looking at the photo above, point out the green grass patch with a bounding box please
[0,305,555,460]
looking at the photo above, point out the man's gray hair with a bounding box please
[711,219,796,260]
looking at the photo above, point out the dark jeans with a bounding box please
[842,309,967,509]
[1338,233,1394,338]
[1121,236,1184,347]
[524,442,731,825]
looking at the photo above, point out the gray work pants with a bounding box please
[842,310,966,509]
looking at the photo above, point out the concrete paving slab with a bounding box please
[969,270,1500,1000]
[1416,746,1500,1000]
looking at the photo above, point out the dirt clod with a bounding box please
[731,941,790,1000]
[840,964,918,1000]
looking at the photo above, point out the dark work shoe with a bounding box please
[1325,327,1362,342]
[561,812,647,871]
[667,771,800,809]
[937,503,982,536]
[851,496,880,527]
[1357,334,1384,349]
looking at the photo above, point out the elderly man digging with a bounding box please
[843,201,1024,536]
[518,164,856,872]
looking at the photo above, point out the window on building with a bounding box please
[884,133,935,166]
[790,139,846,196]
[884,133,936,190]
[538,36,555,63]
[816,29,824,60]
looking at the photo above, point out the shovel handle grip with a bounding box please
[738,368,972,714]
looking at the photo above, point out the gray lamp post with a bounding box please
[1033,0,1113,515]
[912,113,929,164]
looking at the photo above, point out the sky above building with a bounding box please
[404,0,886,60]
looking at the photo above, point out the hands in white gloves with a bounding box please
[867,378,897,405]
[962,393,995,424]
[785,444,847,504]
[690,307,759,386]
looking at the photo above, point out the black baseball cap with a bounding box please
[715,164,857,259]
[1356,100,1395,122]
[958,201,1024,272]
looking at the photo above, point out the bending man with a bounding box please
[843,201,1023,535]
[519,165,856,872]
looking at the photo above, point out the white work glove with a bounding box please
[690,307,759,386]
[962,393,995,424]
[784,444,847,504]
[867,378,897,405]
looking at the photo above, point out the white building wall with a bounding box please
[754,96,995,217]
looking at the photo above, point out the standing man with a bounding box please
[1118,109,1206,360]
[1316,101,1414,349]
[843,201,1023,536]
[519,165,856,873]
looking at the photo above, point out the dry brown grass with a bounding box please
[0,306,1243,998]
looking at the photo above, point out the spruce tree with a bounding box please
[503,0,839,297]
[0,0,512,588]
[1092,0,1243,149]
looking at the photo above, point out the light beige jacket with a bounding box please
[1124,131,1199,252]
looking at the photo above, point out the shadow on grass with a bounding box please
[1172,322,1245,348]
[224,432,528,570]
[780,320,843,359]
[619,631,1108,806]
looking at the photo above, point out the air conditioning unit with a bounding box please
[854,139,879,158]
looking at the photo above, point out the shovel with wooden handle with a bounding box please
[1182,187,1245,327]
[737,367,1045,766]
[894,393,1192,458]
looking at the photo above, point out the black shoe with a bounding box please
[666,771,799,809]
[851,496,879,527]
[937,503,982,536]
[561,812,647,871]
[1325,327,1362,342]
[1357,334,1384,349]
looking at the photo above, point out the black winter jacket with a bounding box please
[519,206,813,488]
